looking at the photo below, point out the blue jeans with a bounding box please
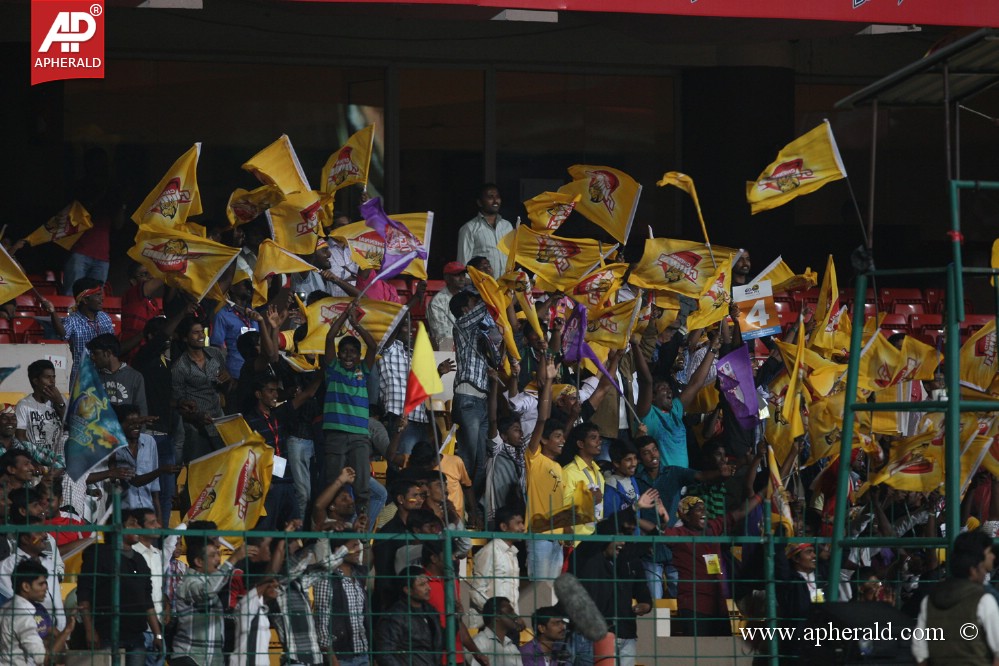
[452,393,489,494]
[642,560,665,600]
[666,564,679,599]
[527,537,563,582]
[286,436,315,522]
[337,656,369,666]
[616,637,637,666]
[368,478,387,529]
[569,631,594,666]
[144,630,164,666]
[62,253,109,294]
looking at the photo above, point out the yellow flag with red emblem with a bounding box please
[511,226,617,292]
[26,201,93,250]
[764,372,804,466]
[332,212,432,281]
[242,135,311,195]
[186,435,273,538]
[127,225,240,303]
[686,251,737,330]
[809,255,841,353]
[467,265,520,361]
[0,244,32,306]
[960,320,999,394]
[804,391,877,467]
[296,296,407,356]
[628,238,723,299]
[265,190,331,256]
[254,239,318,283]
[782,319,807,424]
[558,165,641,244]
[568,264,628,312]
[226,185,285,228]
[132,144,203,230]
[322,125,376,195]
[498,270,544,340]
[750,255,817,294]
[767,446,795,535]
[856,333,939,393]
[585,298,641,351]
[746,121,847,215]
[774,339,847,399]
[525,191,580,234]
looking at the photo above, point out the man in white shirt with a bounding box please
[235,576,280,665]
[0,559,74,665]
[472,596,525,666]
[456,184,513,280]
[0,526,65,631]
[427,262,468,350]
[131,508,166,665]
[469,507,525,621]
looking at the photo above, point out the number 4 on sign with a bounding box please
[745,300,770,328]
[734,279,782,341]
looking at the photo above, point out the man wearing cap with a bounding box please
[663,493,761,637]
[427,262,468,350]
[457,184,513,280]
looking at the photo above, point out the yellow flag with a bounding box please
[498,270,544,340]
[226,185,285,228]
[809,255,841,352]
[128,225,240,302]
[749,255,817,294]
[746,121,847,215]
[686,251,737,330]
[782,319,807,423]
[767,446,795,536]
[585,298,641,351]
[243,135,311,195]
[558,165,642,244]
[629,238,725,298]
[212,414,255,447]
[568,264,628,311]
[511,226,617,292]
[333,213,433,281]
[186,436,273,536]
[254,239,318,283]
[960,320,999,394]
[265,190,330,256]
[132,144,203,230]
[296,296,406,356]
[26,201,93,250]
[650,292,682,333]
[857,333,939,393]
[774,339,847,399]
[0,244,32,305]
[657,171,710,247]
[467,265,520,361]
[764,373,804,466]
[322,124,376,195]
[525,191,580,234]
[862,429,945,493]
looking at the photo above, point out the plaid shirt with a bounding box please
[171,560,236,666]
[378,340,428,422]
[453,302,490,395]
[63,310,115,366]
[270,540,347,665]
[313,566,369,654]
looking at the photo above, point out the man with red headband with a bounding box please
[49,277,114,388]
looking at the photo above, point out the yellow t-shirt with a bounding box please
[562,455,605,538]
[526,446,571,533]
[438,454,472,517]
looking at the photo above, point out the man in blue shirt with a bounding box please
[209,279,259,380]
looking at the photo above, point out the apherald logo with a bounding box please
[31,0,105,86]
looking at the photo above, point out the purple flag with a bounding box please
[716,345,759,430]
[562,302,620,392]
[359,197,428,281]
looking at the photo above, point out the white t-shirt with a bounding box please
[14,395,63,458]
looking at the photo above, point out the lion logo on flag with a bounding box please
[536,236,580,276]
[296,200,324,237]
[574,270,613,306]
[142,239,200,273]
[230,200,266,225]
[658,251,702,284]
[757,159,815,194]
[976,332,997,367]
[235,449,265,521]
[321,302,366,339]
[187,472,223,518]
[703,272,730,310]
[544,201,576,230]
[149,177,192,220]
[44,210,74,241]
[585,170,619,213]
[890,449,936,476]
[327,147,361,189]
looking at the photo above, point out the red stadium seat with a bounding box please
[103,296,122,314]
[879,287,923,306]
[14,293,39,313]
[879,313,909,336]
[0,319,9,334]
[891,302,925,317]
[963,314,995,333]
[0,333,12,344]
[910,313,943,338]
[12,317,42,343]
[47,295,74,313]
[924,288,944,314]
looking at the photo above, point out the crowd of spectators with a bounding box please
[0,180,994,666]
